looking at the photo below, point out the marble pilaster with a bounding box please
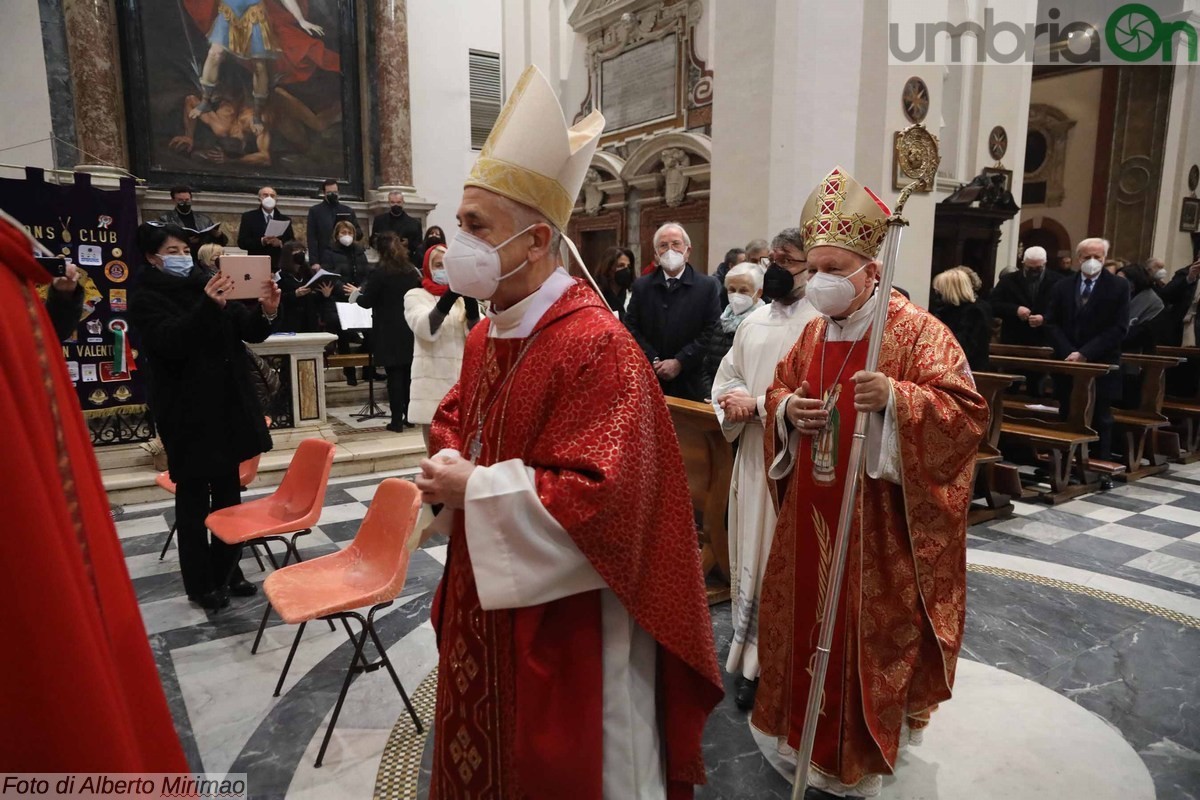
[61,0,128,170]
[374,0,414,193]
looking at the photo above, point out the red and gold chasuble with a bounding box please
[755,292,989,789]
[428,280,723,799]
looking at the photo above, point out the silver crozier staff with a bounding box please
[790,123,942,799]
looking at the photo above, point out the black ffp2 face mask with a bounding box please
[176,201,192,215]
[614,268,633,290]
[325,192,339,205]
[762,262,795,300]
[390,204,404,215]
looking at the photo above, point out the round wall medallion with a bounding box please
[989,126,1009,161]
[902,77,930,123]
[1189,164,1199,193]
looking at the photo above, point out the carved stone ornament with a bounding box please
[660,148,690,207]
[582,169,607,215]
[1025,104,1077,207]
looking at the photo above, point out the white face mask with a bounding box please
[432,267,449,286]
[443,225,535,299]
[1080,257,1103,277]
[658,249,686,274]
[261,196,276,211]
[727,293,755,315]
[338,234,353,247]
[806,262,871,318]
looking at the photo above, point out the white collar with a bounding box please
[769,296,806,319]
[487,268,575,339]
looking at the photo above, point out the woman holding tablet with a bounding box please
[129,222,281,611]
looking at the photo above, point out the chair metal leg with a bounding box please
[251,536,296,655]
[250,543,267,572]
[315,620,371,768]
[366,614,422,733]
[250,530,331,655]
[260,541,280,570]
[158,521,177,561]
[273,621,307,697]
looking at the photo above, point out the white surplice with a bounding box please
[446,268,666,799]
[710,297,820,679]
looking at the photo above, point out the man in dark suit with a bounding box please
[624,222,722,401]
[237,186,294,268]
[370,191,423,262]
[306,178,362,270]
[991,245,1063,346]
[1045,237,1130,464]
[158,185,220,249]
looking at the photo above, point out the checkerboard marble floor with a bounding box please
[113,463,1200,800]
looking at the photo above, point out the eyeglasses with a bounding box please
[777,256,807,268]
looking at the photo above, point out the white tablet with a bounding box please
[218,255,273,301]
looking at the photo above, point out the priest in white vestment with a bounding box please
[712,227,818,711]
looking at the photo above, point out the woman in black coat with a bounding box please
[128,222,281,610]
[277,241,318,333]
[324,220,369,285]
[931,266,992,372]
[355,232,422,431]
[594,246,635,320]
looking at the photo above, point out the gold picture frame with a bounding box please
[892,132,933,193]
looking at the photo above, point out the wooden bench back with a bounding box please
[664,397,734,580]
[990,343,1054,359]
[1118,353,1183,421]
[973,372,1022,457]
[990,355,1115,436]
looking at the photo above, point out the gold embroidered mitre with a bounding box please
[800,166,892,260]
[464,65,605,231]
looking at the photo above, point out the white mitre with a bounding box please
[464,65,606,231]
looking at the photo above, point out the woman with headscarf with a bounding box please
[353,232,422,431]
[403,243,479,448]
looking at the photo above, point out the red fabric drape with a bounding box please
[0,219,187,771]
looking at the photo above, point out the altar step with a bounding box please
[101,428,426,507]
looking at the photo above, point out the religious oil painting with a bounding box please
[118,0,362,194]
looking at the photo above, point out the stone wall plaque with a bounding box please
[601,34,678,132]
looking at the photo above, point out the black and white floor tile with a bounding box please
[114,464,1200,799]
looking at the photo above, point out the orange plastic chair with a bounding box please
[156,455,269,568]
[264,478,424,767]
[206,439,337,652]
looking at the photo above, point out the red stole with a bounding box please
[785,339,864,765]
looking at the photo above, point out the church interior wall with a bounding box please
[0,1,56,172]
[409,0,503,235]
[1023,68,1105,259]
[1154,46,1200,268]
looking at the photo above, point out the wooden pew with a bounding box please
[990,355,1120,503]
[1154,345,1200,464]
[664,397,734,604]
[969,371,1023,524]
[990,344,1053,359]
[1113,353,1184,480]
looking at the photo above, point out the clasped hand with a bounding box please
[785,372,890,433]
[415,451,476,510]
[718,389,758,424]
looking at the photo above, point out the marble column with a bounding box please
[61,0,129,171]
[375,0,414,192]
